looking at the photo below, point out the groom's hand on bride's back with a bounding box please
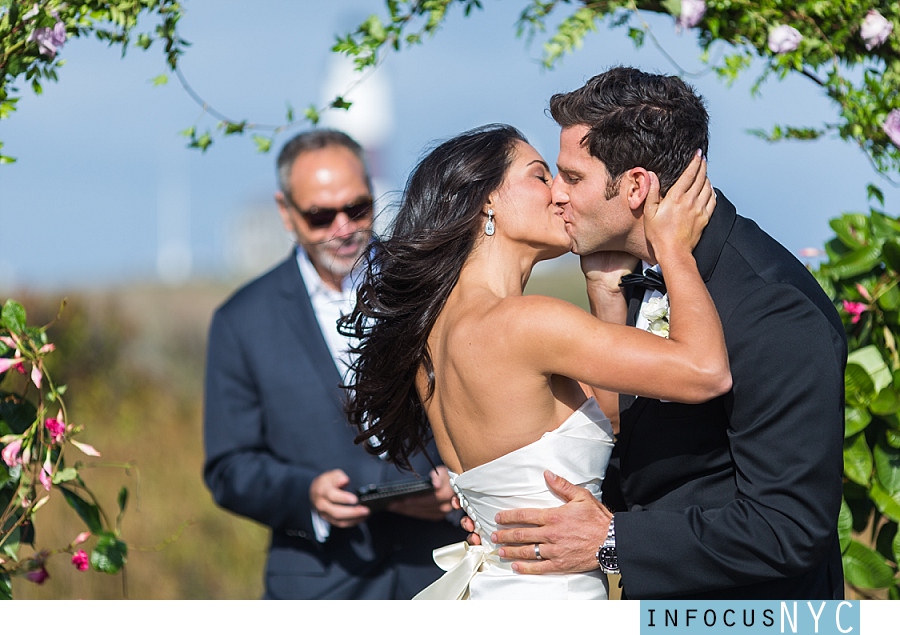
[491,471,611,574]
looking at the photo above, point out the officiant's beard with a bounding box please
[304,229,371,281]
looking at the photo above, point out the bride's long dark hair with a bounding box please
[340,124,527,471]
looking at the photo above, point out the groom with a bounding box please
[485,67,847,599]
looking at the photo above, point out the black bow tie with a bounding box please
[619,268,666,294]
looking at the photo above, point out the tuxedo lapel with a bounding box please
[275,256,347,414]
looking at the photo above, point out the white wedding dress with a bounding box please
[414,397,615,600]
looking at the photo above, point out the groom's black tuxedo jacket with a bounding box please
[609,192,847,599]
[203,254,464,599]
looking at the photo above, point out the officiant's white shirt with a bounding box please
[295,247,363,542]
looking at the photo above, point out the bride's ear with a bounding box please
[623,168,652,212]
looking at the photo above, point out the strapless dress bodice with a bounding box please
[414,398,615,600]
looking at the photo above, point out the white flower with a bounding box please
[768,25,803,54]
[677,0,706,30]
[861,10,893,51]
[647,318,670,338]
[641,296,670,338]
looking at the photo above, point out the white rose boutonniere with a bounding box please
[641,295,669,338]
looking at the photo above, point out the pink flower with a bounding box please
[71,439,101,457]
[28,19,66,58]
[677,0,706,29]
[45,418,65,443]
[25,566,49,584]
[768,25,803,54]
[31,363,42,389]
[861,10,893,51]
[843,301,868,324]
[73,531,91,546]
[883,109,900,147]
[798,247,822,258]
[1,439,22,467]
[71,549,89,572]
[40,457,52,491]
[856,284,873,302]
[0,356,23,374]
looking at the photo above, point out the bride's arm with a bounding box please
[579,251,638,431]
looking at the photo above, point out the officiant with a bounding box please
[202,129,464,599]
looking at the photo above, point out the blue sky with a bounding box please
[0,0,893,290]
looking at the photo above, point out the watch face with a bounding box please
[599,546,618,571]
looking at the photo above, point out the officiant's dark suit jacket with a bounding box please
[609,191,847,599]
[203,254,464,599]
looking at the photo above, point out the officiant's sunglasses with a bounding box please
[285,194,374,229]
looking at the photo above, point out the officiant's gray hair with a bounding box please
[276,129,374,196]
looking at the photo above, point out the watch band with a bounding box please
[596,515,619,574]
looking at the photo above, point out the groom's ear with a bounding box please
[622,167,652,212]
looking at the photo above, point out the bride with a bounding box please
[340,124,730,599]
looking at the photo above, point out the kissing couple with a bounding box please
[341,66,847,600]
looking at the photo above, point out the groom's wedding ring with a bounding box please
[534,544,543,560]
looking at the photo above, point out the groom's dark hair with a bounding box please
[549,66,708,197]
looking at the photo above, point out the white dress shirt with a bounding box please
[295,248,363,541]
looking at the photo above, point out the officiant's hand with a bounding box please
[388,467,454,521]
[309,469,370,528]
[490,470,611,574]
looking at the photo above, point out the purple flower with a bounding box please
[883,109,900,147]
[28,19,66,58]
[25,565,50,585]
[768,25,803,54]
[677,0,706,30]
[861,10,893,51]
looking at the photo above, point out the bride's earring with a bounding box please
[485,209,495,236]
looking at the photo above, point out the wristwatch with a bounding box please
[597,516,619,574]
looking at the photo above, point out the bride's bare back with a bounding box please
[421,284,589,473]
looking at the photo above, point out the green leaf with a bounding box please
[252,135,272,153]
[303,105,320,125]
[829,214,869,249]
[1,525,19,562]
[330,96,352,110]
[872,386,900,416]
[0,392,37,435]
[838,498,853,553]
[849,345,892,394]
[868,184,886,207]
[91,532,127,574]
[876,521,898,563]
[51,467,78,484]
[895,525,900,565]
[871,477,900,522]
[845,406,872,437]
[1,300,26,335]
[0,572,10,600]
[60,486,103,534]
[150,74,168,86]
[845,363,876,406]
[842,540,896,589]
[285,102,294,123]
[875,440,900,495]
[882,240,900,273]
[829,244,882,279]
[887,428,900,449]
[844,432,873,486]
